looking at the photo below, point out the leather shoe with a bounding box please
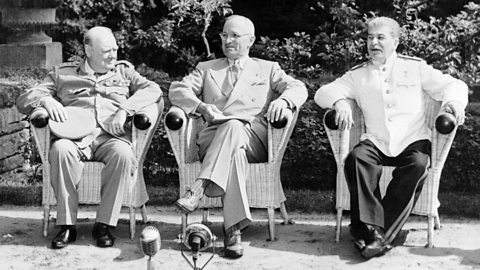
[391,230,409,246]
[51,225,77,249]
[175,188,201,213]
[360,224,391,258]
[224,225,243,259]
[361,239,392,258]
[92,222,114,248]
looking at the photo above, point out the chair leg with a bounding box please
[141,205,148,223]
[427,215,434,248]
[267,207,275,241]
[202,209,209,225]
[279,202,294,225]
[335,208,343,242]
[434,211,441,230]
[181,213,188,238]
[129,207,135,240]
[43,205,50,237]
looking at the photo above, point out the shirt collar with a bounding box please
[371,51,397,72]
[84,59,114,79]
[84,59,95,75]
[227,56,249,70]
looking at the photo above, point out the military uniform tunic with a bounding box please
[16,59,162,226]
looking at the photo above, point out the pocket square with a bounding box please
[251,80,267,86]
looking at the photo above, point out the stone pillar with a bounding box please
[0,79,32,186]
[0,0,63,69]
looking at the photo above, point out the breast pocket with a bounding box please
[67,88,89,96]
[397,79,418,88]
[105,86,130,96]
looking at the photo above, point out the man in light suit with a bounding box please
[315,17,468,258]
[16,26,163,249]
[169,15,307,258]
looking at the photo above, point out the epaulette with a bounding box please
[350,60,371,71]
[398,54,422,62]
[57,62,78,69]
[115,60,134,69]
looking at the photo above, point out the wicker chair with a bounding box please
[324,95,457,247]
[164,106,297,240]
[30,101,163,239]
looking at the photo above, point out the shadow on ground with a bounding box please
[2,209,480,270]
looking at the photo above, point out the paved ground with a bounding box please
[1,205,480,270]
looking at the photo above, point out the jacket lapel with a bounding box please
[208,59,229,92]
[223,58,260,109]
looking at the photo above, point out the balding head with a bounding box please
[224,15,255,36]
[221,15,256,59]
[84,26,115,46]
[83,26,118,73]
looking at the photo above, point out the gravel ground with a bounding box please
[1,205,480,270]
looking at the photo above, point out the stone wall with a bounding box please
[0,79,32,186]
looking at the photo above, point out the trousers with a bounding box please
[345,139,430,243]
[49,135,136,226]
[196,120,267,230]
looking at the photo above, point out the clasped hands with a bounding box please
[39,96,127,136]
[332,99,466,131]
[197,98,292,124]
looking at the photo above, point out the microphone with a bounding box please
[181,223,216,270]
[140,226,161,270]
[184,223,213,253]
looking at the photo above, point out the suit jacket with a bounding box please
[315,53,468,156]
[169,57,308,147]
[16,59,163,145]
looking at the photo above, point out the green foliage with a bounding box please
[3,0,480,194]
[252,32,316,77]
[52,0,232,76]
[398,2,480,86]
[0,67,48,108]
[441,111,480,193]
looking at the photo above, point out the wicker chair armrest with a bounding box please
[268,110,299,162]
[29,107,51,164]
[132,99,164,162]
[323,99,363,165]
[324,112,350,166]
[164,106,192,165]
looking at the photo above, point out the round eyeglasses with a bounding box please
[219,32,251,40]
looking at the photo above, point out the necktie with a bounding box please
[230,60,240,85]
[223,61,240,96]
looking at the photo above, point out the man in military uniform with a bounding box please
[315,17,468,258]
[16,26,163,249]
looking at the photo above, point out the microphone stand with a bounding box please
[181,245,215,270]
[147,255,154,270]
